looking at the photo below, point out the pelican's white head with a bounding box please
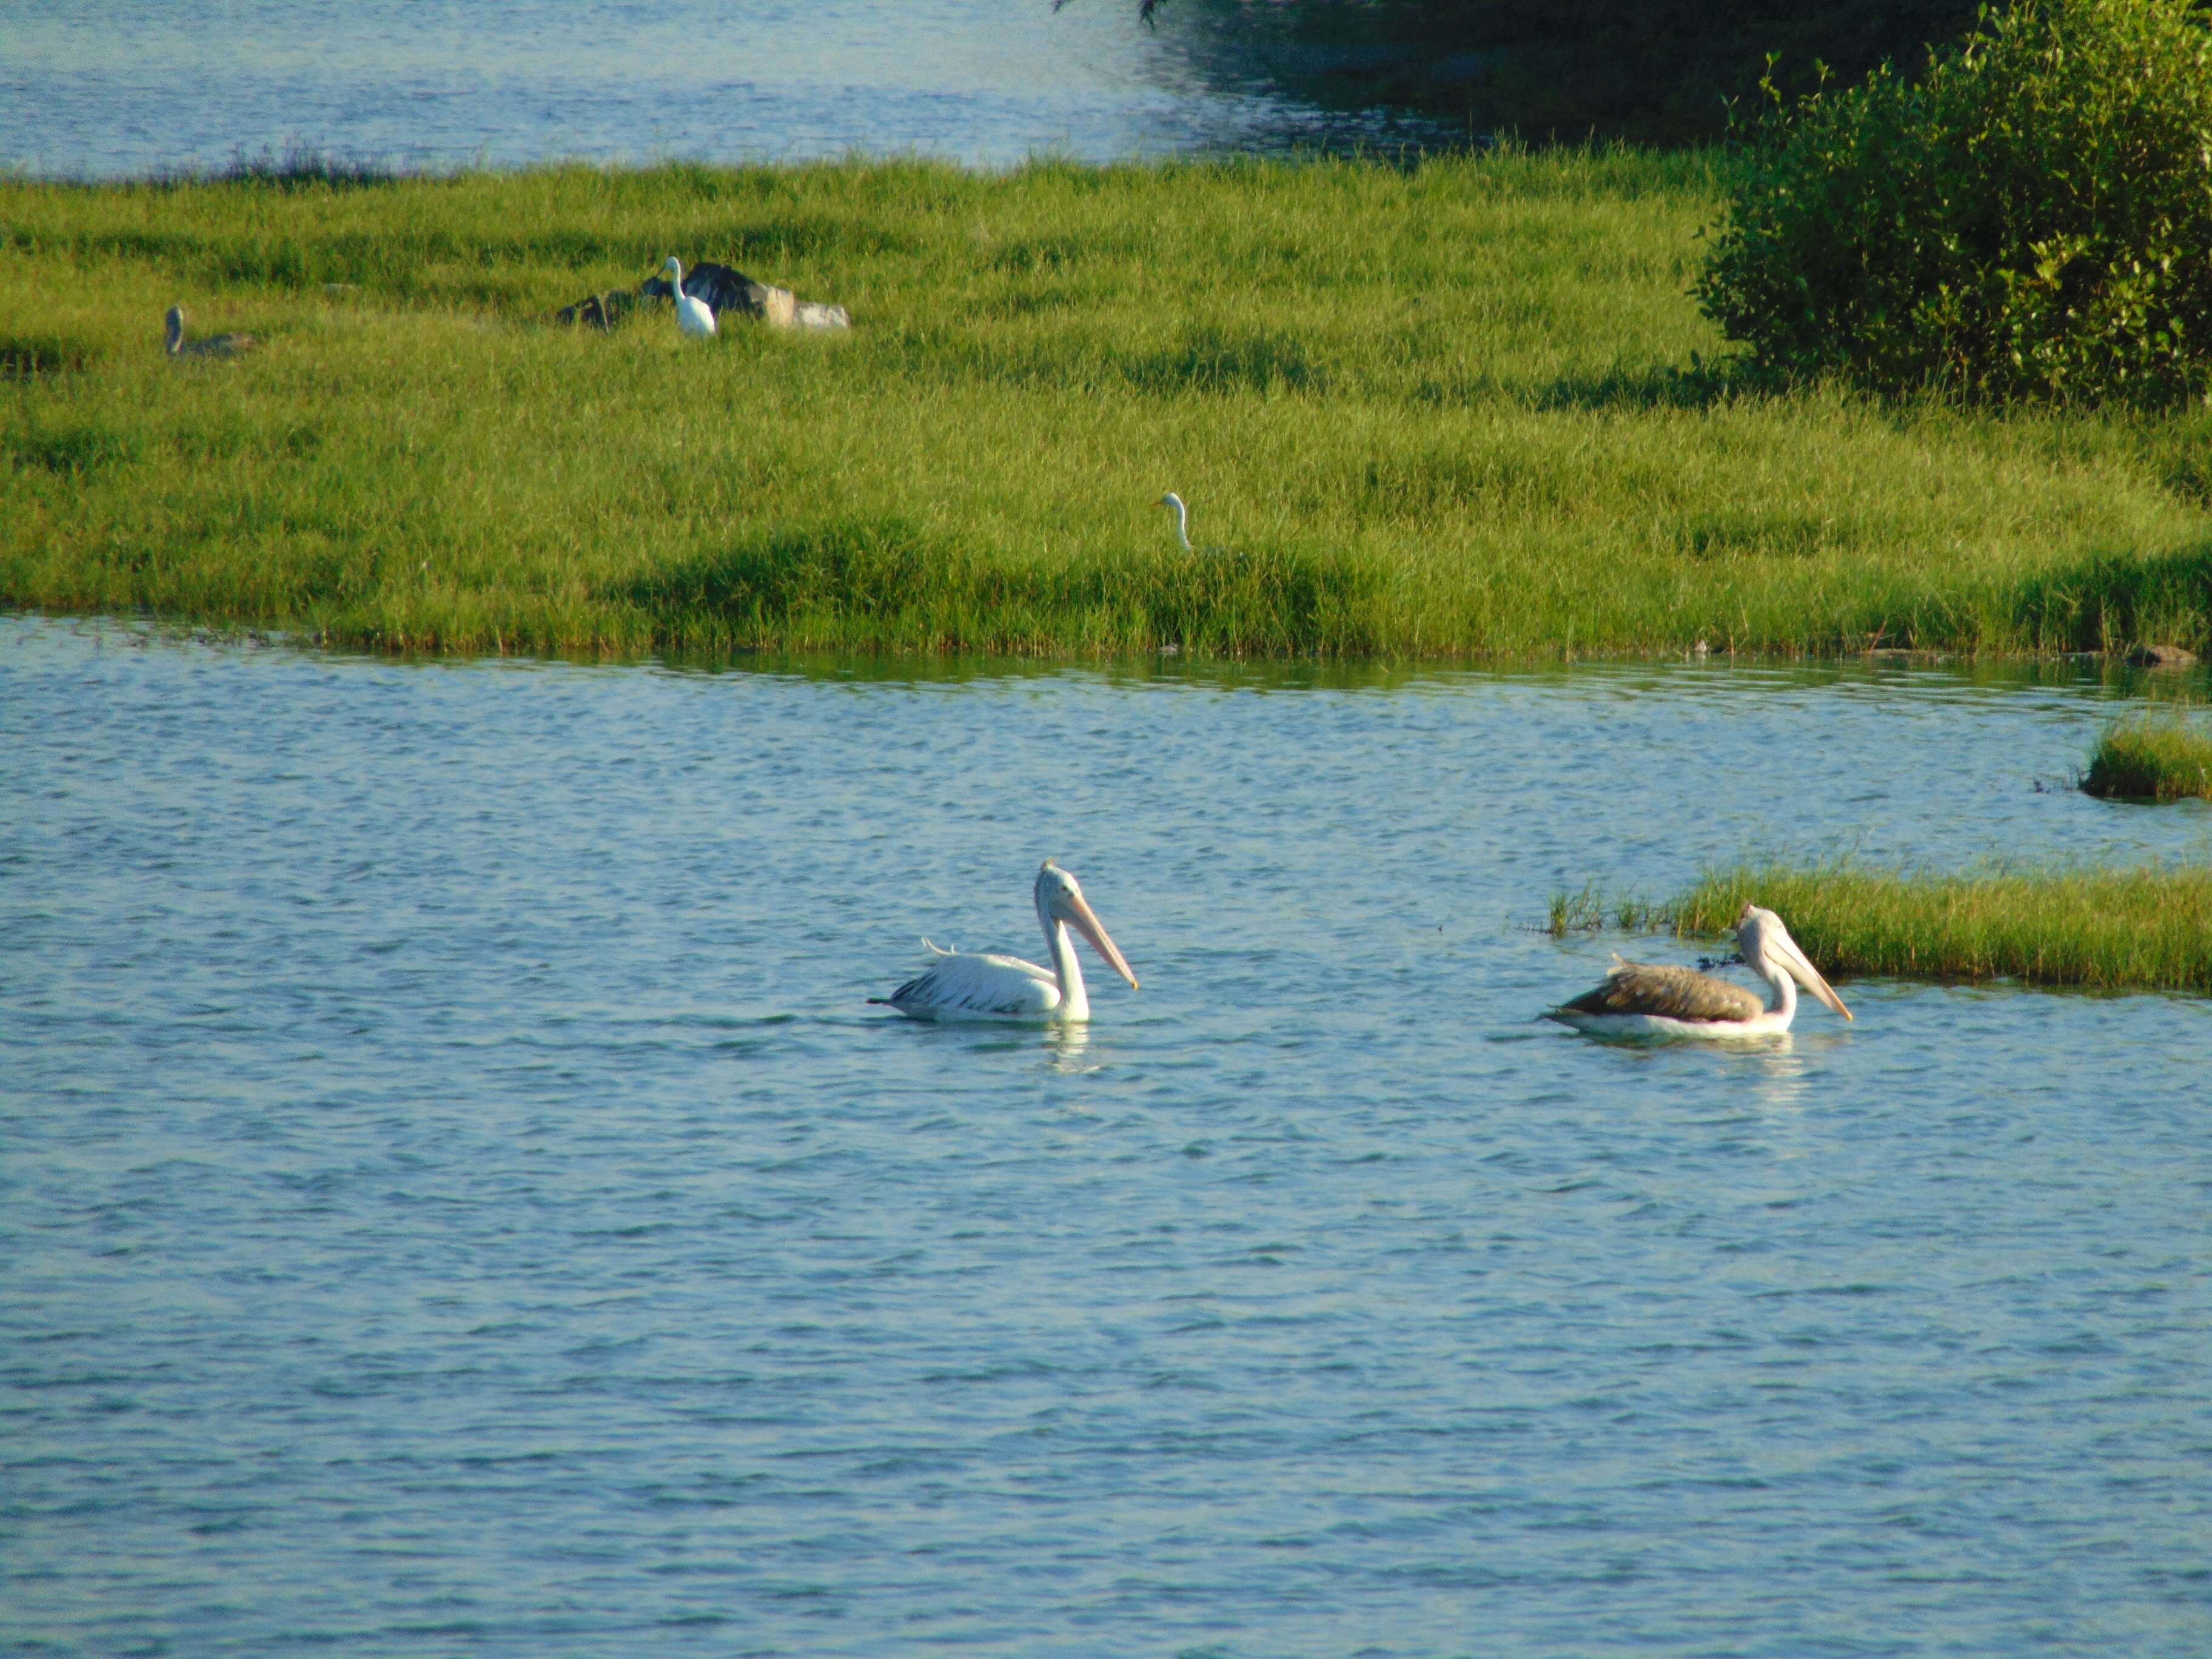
[164,306,184,354]
[1035,859,1139,990]
[1736,902,1851,1020]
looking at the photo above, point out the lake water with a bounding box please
[5,613,2210,1657]
[0,0,1450,181]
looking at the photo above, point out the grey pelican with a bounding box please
[1547,903,1852,1039]
[873,860,1138,1022]
[164,306,256,358]
[662,257,717,339]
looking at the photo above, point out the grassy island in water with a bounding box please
[7,151,2212,662]
[1554,863,2212,996]
[2082,707,2212,801]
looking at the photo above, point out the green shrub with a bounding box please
[1696,0,2212,405]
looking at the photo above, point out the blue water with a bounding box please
[4,615,2210,1656]
[0,0,1443,179]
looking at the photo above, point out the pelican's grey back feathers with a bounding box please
[1555,958,1765,1024]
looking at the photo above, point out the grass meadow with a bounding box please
[1554,862,2212,994]
[8,150,2212,660]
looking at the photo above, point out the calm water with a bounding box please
[4,614,2210,1657]
[0,0,1447,180]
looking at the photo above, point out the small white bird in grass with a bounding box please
[662,256,717,340]
[1545,902,1853,1041]
[871,860,1139,1023]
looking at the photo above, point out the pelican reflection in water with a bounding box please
[873,860,1138,1022]
[1547,903,1852,1040]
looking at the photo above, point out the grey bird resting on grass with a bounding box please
[164,306,257,359]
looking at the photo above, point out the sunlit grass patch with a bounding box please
[1557,862,2212,994]
[6,150,2212,660]
[2082,704,2212,801]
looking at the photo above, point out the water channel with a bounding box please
[5,615,2209,1656]
[0,0,1450,181]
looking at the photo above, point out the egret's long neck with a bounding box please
[668,261,683,298]
[166,311,182,355]
[1039,898,1089,1021]
[1170,499,1193,551]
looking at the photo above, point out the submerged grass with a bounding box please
[2082,704,2212,800]
[1552,862,2212,994]
[8,150,2212,659]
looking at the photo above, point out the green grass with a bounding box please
[8,149,2212,660]
[2082,705,2212,800]
[1553,862,2212,993]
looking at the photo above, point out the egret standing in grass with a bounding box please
[164,306,256,359]
[662,256,717,340]
[1158,492,1198,552]
[871,860,1139,1022]
[1546,902,1852,1039]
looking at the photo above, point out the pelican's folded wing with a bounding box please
[1558,960,1763,1023]
[887,951,1060,1017]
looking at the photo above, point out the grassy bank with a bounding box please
[2082,706,2212,800]
[1553,863,2212,994]
[8,151,2212,660]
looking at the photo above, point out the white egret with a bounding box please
[872,860,1139,1022]
[662,256,717,340]
[164,306,256,359]
[1159,491,1197,551]
[1546,903,1852,1040]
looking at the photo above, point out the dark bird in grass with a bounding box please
[164,306,257,359]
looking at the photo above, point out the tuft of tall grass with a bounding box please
[2082,705,2212,800]
[1559,862,2212,993]
[7,151,2212,660]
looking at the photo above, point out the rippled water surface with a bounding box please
[0,0,1444,179]
[5,615,2211,1657]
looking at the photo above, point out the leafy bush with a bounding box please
[1696,0,2212,404]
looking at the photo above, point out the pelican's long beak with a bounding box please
[1060,889,1139,990]
[1775,930,1851,1021]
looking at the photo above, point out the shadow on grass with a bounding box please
[0,333,95,380]
[4,422,143,476]
[1120,326,1329,396]
[2012,542,2212,654]
[905,325,1330,398]
[1524,358,1768,413]
[612,515,1389,654]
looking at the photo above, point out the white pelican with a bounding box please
[663,256,717,339]
[872,860,1138,1022]
[164,306,256,358]
[1158,492,1196,551]
[1546,903,1852,1040]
